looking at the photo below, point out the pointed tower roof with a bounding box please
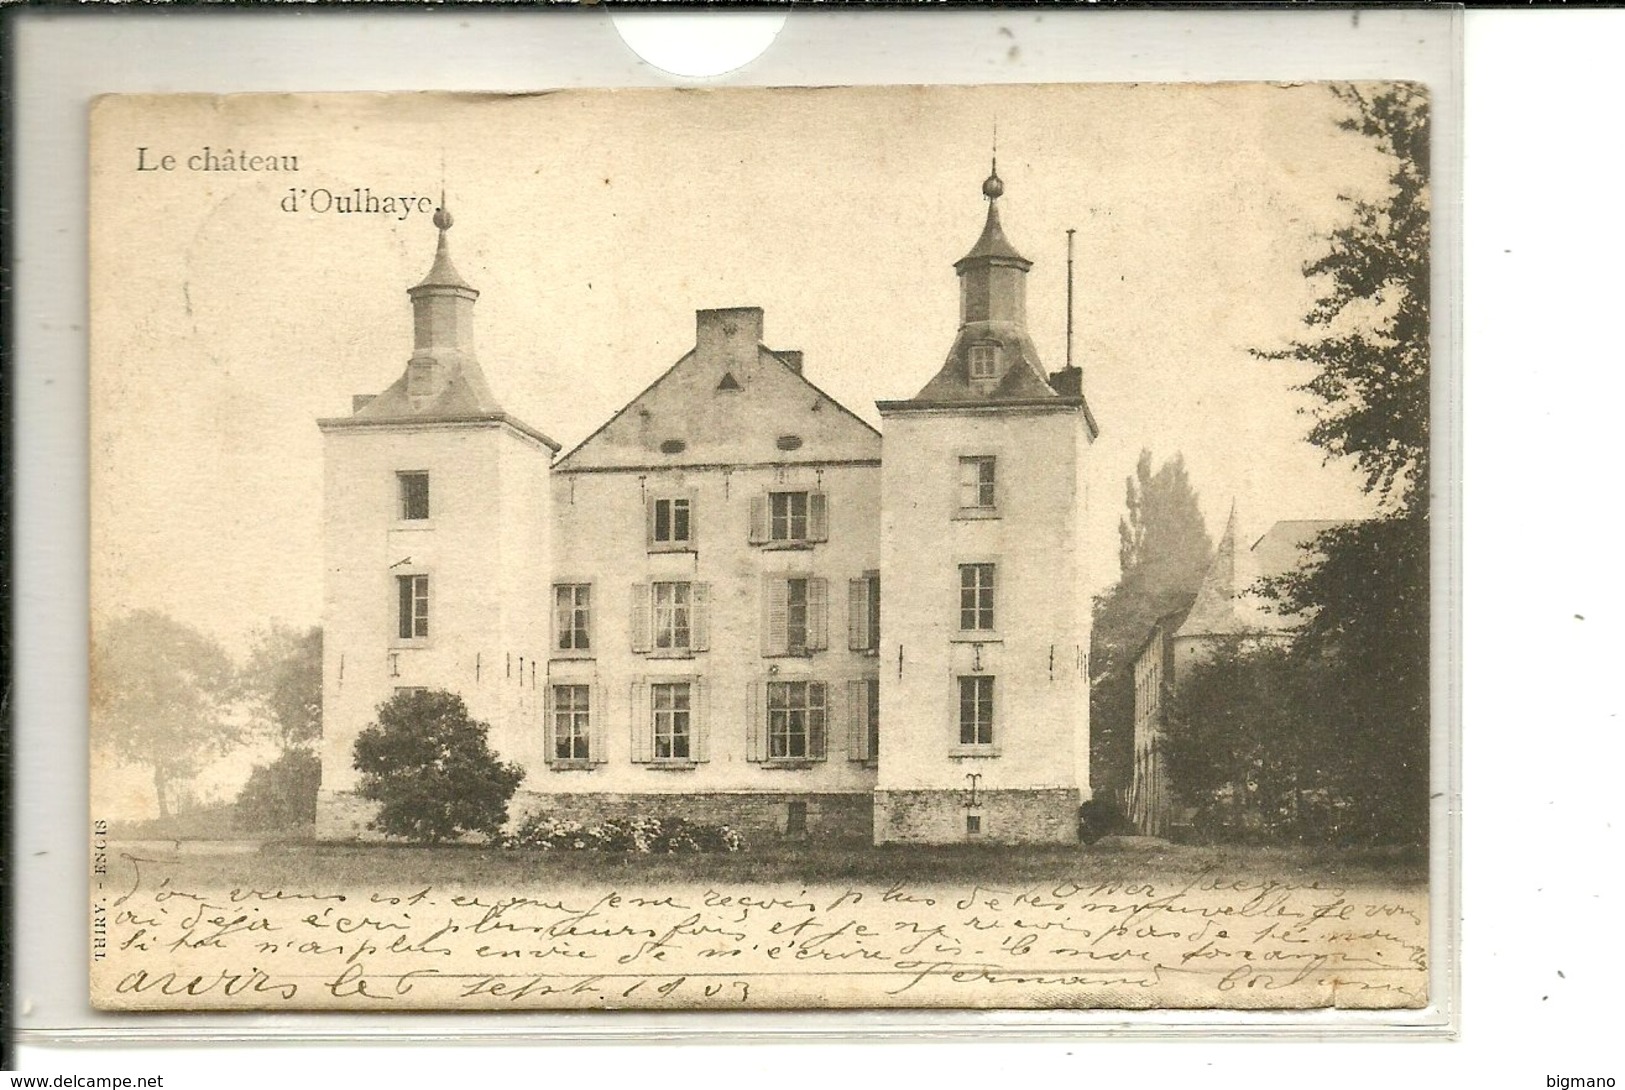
[954,165,1032,271]
[413,200,475,292]
[877,159,1098,436]
[318,201,557,450]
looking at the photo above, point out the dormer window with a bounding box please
[968,343,998,381]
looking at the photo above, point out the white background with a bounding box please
[11,7,1622,1085]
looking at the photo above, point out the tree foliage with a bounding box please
[1163,642,1342,842]
[235,749,321,832]
[1253,83,1432,844]
[1261,83,1430,515]
[91,609,239,819]
[352,690,524,843]
[1090,451,1213,805]
[241,624,323,750]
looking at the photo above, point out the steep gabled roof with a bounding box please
[556,321,880,472]
[1176,513,1348,641]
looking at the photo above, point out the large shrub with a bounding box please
[352,690,523,843]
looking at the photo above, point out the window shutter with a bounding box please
[848,578,871,651]
[810,682,827,761]
[630,681,651,763]
[763,575,788,656]
[691,583,711,652]
[693,680,710,763]
[746,682,765,762]
[543,684,557,767]
[630,583,652,653]
[808,578,829,651]
[748,494,768,544]
[809,491,829,542]
[646,495,658,548]
[686,489,699,548]
[590,682,608,765]
[847,679,870,761]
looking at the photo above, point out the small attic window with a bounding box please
[660,439,687,455]
[969,344,998,381]
[776,435,803,452]
[717,372,741,392]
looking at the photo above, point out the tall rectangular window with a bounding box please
[397,574,429,639]
[959,675,995,746]
[653,582,692,652]
[552,684,591,761]
[959,563,996,631]
[398,472,430,520]
[652,682,692,761]
[958,456,997,510]
[650,496,693,549]
[770,491,809,542]
[554,584,591,652]
[767,680,827,761]
[785,578,809,655]
[764,575,828,656]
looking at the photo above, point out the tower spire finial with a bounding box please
[982,123,1005,201]
[433,188,453,233]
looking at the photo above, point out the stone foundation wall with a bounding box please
[509,791,872,842]
[316,789,873,843]
[315,789,385,841]
[873,788,1080,845]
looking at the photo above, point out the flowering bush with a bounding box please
[504,813,745,854]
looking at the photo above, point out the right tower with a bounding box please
[874,161,1098,844]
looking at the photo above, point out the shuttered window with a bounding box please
[631,582,710,655]
[766,681,827,761]
[630,678,708,765]
[749,490,829,545]
[762,575,828,656]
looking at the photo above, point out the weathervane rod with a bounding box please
[1066,227,1077,372]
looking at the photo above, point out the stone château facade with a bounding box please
[317,167,1099,844]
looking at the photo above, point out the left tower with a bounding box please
[315,204,560,839]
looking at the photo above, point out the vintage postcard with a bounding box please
[88,84,1432,1011]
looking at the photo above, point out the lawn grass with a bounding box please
[110,835,1426,892]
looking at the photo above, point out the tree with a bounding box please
[91,609,239,820]
[235,624,323,830]
[1256,84,1431,844]
[235,749,322,832]
[352,690,523,843]
[241,624,322,750]
[1162,641,1341,843]
[1090,451,1213,807]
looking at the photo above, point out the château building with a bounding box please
[316,165,1099,844]
[1126,512,1343,837]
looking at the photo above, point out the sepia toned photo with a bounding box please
[87,83,1432,1012]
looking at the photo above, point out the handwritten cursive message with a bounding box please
[92,849,1427,1010]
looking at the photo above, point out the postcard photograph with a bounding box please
[87,83,1433,1011]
